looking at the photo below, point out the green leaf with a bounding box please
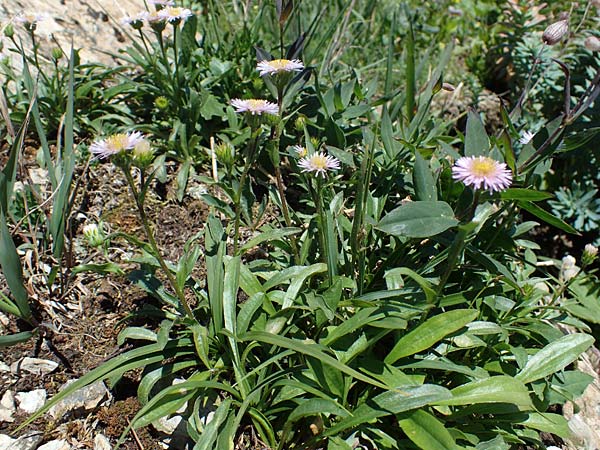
[516,333,594,384]
[0,330,35,347]
[519,201,579,235]
[465,110,489,157]
[465,110,490,156]
[398,409,461,450]
[0,211,31,321]
[241,331,388,390]
[519,412,571,438]
[385,309,478,364]
[240,227,301,254]
[413,151,437,201]
[435,376,533,409]
[117,327,157,345]
[376,201,458,238]
[325,384,452,436]
[384,267,436,303]
[500,188,552,202]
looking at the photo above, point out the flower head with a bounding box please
[292,145,307,158]
[519,130,535,145]
[560,255,578,281]
[157,6,193,22]
[230,99,278,116]
[89,131,145,160]
[83,222,105,248]
[452,156,512,193]
[257,58,304,77]
[149,0,175,5]
[298,152,341,177]
[14,13,49,25]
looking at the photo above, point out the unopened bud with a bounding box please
[51,47,63,60]
[214,141,235,167]
[559,255,578,281]
[294,114,307,132]
[542,19,569,45]
[442,82,455,92]
[132,139,154,169]
[583,243,598,266]
[584,36,600,52]
[4,23,14,38]
[154,96,169,110]
[83,223,105,247]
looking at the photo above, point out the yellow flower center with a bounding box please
[247,99,266,109]
[268,59,291,70]
[106,134,130,152]
[470,158,496,177]
[310,154,328,169]
[168,7,183,15]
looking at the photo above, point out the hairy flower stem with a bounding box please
[123,168,195,320]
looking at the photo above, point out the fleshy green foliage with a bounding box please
[549,182,600,233]
[4,1,600,449]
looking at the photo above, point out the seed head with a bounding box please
[542,19,569,45]
[584,36,600,52]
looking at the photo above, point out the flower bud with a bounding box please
[4,23,14,38]
[582,243,598,266]
[584,36,600,52]
[559,255,578,281]
[154,96,169,110]
[51,47,63,60]
[214,141,235,167]
[83,223,105,247]
[294,114,307,132]
[542,19,569,45]
[132,139,154,169]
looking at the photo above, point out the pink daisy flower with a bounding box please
[230,99,279,116]
[89,131,145,160]
[256,59,304,77]
[452,156,512,193]
[157,6,193,22]
[298,152,341,177]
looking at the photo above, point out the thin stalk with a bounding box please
[123,168,195,320]
[313,177,333,285]
[233,136,258,255]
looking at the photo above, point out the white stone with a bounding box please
[0,433,15,447]
[11,357,59,376]
[0,390,16,423]
[154,415,183,434]
[38,440,70,450]
[93,434,111,450]
[16,389,47,414]
[6,432,43,450]
[48,380,108,419]
[0,361,10,372]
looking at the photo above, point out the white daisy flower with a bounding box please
[292,145,307,158]
[157,6,194,22]
[298,152,341,177]
[89,131,145,160]
[452,156,512,193]
[230,99,279,116]
[13,13,49,25]
[149,0,175,5]
[256,58,304,77]
[519,130,535,145]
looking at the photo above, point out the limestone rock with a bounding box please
[11,357,58,376]
[16,389,47,414]
[38,440,70,450]
[0,390,16,423]
[48,379,109,419]
[6,432,43,450]
[93,434,111,450]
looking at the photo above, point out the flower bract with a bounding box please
[298,152,341,177]
[452,156,512,193]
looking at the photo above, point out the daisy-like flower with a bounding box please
[292,145,307,158]
[519,130,535,145]
[89,131,145,160]
[256,58,304,77]
[452,156,512,193]
[230,99,279,116]
[120,12,147,26]
[157,6,194,22]
[298,152,341,177]
[149,0,175,5]
[13,12,49,25]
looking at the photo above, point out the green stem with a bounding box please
[123,167,194,320]
[233,135,258,255]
